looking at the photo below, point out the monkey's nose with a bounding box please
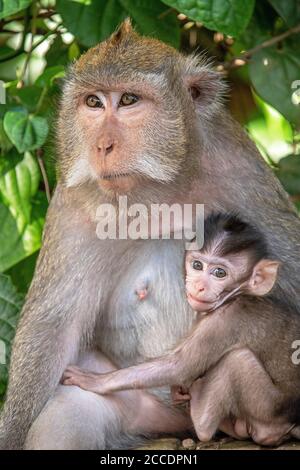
[97,141,115,157]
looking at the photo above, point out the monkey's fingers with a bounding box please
[61,376,83,387]
[172,395,191,405]
[61,369,86,384]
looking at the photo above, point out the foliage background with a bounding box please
[0,0,300,403]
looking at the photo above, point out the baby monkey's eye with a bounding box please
[192,260,203,270]
[86,95,103,108]
[119,93,139,107]
[212,267,227,278]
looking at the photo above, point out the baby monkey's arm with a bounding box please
[62,310,236,394]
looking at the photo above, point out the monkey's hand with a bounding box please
[171,385,191,405]
[62,365,113,395]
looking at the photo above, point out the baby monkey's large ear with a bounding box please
[248,260,280,297]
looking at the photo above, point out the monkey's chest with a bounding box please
[96,240,195,367]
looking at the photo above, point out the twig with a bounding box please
[36,149,51,203]
[223,23,300,70]
[34,87,48,115]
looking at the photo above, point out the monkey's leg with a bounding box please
[190,348,293,446]
[25,350,191,450]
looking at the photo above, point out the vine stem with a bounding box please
[36,149,51,203]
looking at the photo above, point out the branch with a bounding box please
[0,9,55,29]
[222,23,300,70]
[36,149,51,203]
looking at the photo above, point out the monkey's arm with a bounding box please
[63,308,238,394]
[0,187,96,449]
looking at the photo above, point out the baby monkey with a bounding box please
[63,213,300,445]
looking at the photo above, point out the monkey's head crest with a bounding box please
[111,18,134,44]
[74,17,178,74]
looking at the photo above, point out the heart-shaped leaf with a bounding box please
[3,111,49,153]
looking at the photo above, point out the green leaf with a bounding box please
[0,274,23,399]
[35,65,65,88]
[0,0,32,20]
[3,110,49,153]
[249,36,300,128]
[57,0,126,46]
[276,154,300,196]
[0,151,40,223]
[119,0,180,47]
[268,0,300,27]
[162,0,255,36]
[0,153,45,272]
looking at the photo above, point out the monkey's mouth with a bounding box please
[187,293,215,306]
[99,172,132,180]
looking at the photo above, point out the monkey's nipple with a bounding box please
[136,288,148,301]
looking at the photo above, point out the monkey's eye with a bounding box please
[119,93,139,107]
[192,260,203,270]
[86,95,103,108]
[212,267,227,278]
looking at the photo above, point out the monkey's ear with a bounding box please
[183,67,226,114]
[248,260,280,296]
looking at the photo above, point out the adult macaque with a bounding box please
[1,19,300,449]
[63,213,300,445]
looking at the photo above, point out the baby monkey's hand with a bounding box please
[62,365,112,395]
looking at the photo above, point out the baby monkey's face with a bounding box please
[185,249,280,312]
[185,250,252,312]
